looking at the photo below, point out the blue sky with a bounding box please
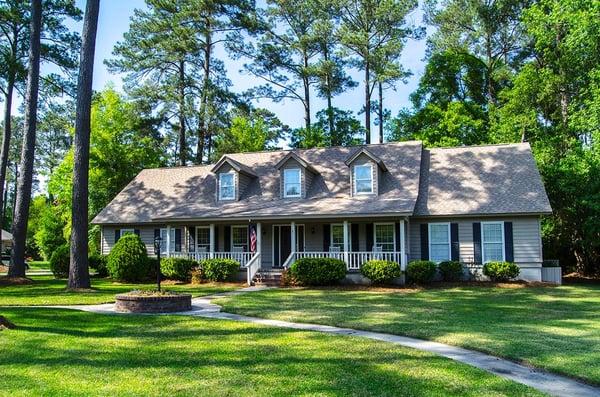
[73,0,428,143]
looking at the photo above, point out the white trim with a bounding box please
[272,224,305,267]
[353,164,374,195]
[219,172,236,201]
[481,221,505,263]
[428,222,451,263]
[195,226,211,252]
[283,168,302,198]
[231,225,249,251]
[374,222,396,252]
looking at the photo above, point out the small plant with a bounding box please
[190,268,204,284]
[438,260,463,282]
[199,258,240,282]
[88,253,108,278]
[106,234,150,282]
[483,261,520,282]
[49,244,70,279]
[160,257,198,282]
[281,267,296,286]
[290,257,346,286]
[406,260,437,284]
[361,260,401,284]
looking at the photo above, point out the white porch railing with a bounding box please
[245,253,261,286]
[284,251,406,271]
[168,251,255,267]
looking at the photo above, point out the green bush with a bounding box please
[406,260,437,284]
[483,261,520,282]
[88,253,108,278]
[361,260,401,284]
[199,258,240,282]
[160,257,198,282]
[438,260,463,282]
[106,234,149,282]
[49,244,70,279]
[290,257,346,286]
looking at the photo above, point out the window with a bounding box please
[196,227,210,252]
[159,228,180,254]
[120,228,134,237]
[331,224,345,249]
[219,172,235,200]
[354,164,373,194]
[232,226,248,251]
[429,223,450,262]
[482,222,504,263]
[283,168,301,197]
[375,223,395,252]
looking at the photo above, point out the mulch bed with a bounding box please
[0,276,33,286]
[0,316,16,330]
[563,272,600,285]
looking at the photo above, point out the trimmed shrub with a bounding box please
[89,253,108,278]
[200,258,240,282]
[438,260,463,282]
[191,268,204,284]
[361,260,401,284]
[49,244,70,279]
[281,267,296,286]
[106,234,149,282]
[290,257,346,286]
[406,260,436,284]
[161,257,198,282]
[483,261,520,282]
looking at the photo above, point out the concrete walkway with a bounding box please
[35,287,600,397]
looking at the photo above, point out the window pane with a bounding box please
[285,183,301,197]
[430,224,449,244]
[354,165,373,194]
[375,224,394,251]
[356,180,372,193]
[220,173,234,199]
[355,165,371,180]
[483,223,502,242]
[284,169,300,183]
[431,244,450,262]
[483,242,503,262]
[331,225,344,247]
[232,227,248,250]
[197,228,210,246]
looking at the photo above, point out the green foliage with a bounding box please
[88,253,108,278]
[49,244,70,279]
[290,108,364,148]
[483,262,520,282]
[214,113,281,157]
[360,260,401,284]
[199,259,240,282]
[106,234,150,282]
[160,257,198,282]
[438,261,463,282]
[33,199,67,261]
[290,258,346,286]
[406,260,437,284]
[191,268,204,284]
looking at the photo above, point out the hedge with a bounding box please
[483,261,520,282]
[49,244,70,279]
[199,258,240,282]
[406,260,436,284]
[290,257,346,286]
[438,260,463,282]
[160,257,198,282]
[361,260,401,284]
[106,234,150,282]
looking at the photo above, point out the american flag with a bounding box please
[250,225,257,252]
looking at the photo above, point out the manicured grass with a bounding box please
[27,261,50,271]
[0,308,542,396]
[217,284,600,385]
[0,275,241,306]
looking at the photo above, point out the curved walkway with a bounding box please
[43,287,600,397]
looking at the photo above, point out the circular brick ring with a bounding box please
[114,293,192,313]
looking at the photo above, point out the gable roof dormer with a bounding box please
[211,155,258,178]
[211,155,257,201]
[275,152,318,199]
[345,147,387,197]
[344,147,387,171]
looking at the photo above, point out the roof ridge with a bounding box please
[428,142,529,151]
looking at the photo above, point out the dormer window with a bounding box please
[354,164,373,194]
[219,172,235,200]
[283,168,301,198]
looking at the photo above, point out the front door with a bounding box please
[273,225,292,267]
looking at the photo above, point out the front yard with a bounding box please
[216,283,600,385]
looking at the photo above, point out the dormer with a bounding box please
[345,147,387,197]
[275,152,318,199]
[211,155,257,201]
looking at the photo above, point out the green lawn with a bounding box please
[0,307,542,396]
[0,275,241,305]
[27,261,50,271]
[216,284,600,385]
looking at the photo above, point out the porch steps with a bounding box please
[253,269,283,286]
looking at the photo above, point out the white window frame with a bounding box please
[481,221,505,263]
[353,164,374,195]
[374,223,396,252]
[231,225,248,252]
[330,224,346,249]
[428,223,451,263]
[119,228,135,237]
[283,168,302,198]
[195,226,211,252]
[219,172,235,200]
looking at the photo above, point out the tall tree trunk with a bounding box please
[8,0,42,278]
[378,81,384,144]
[197,26,211,165]
[178,59,186,166]
[68,0,100,289]
[302,53,311,132]
[364,62,371,144]
[322,45,335,142]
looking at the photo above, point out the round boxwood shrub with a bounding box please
[49,244,70,279]
[361,260,401,284]
[160,257,198,282]
[483,261,520,282]
[199,258,240,282]
[106,234,149,282]
[406,260,436,284]
[438,260,463,282]
[290,257,346,286]
[89,253,108,278]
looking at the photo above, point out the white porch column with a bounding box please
[209,224,215,258]
[400,219,406,270]
[291,221,296,252]
[256,222,262,256]
[166,225,172,257]
[343,220,349,264]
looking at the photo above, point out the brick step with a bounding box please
[253,271,283,286]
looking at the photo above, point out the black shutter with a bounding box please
[366,223,374,251]
[154,228,160,239]
[450,223,459,261]
[351,224,359,251]
[473,222,482,264]
[323,224,330,251]
[504,222,514,262]
[420,224,429,260]
[214,226,219,251]
[114,229,120,243]
[395,222,401,252]
[224,225,231,251]
[175,228,182,252]
[188,227,196,252]
[134,229,140,236]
